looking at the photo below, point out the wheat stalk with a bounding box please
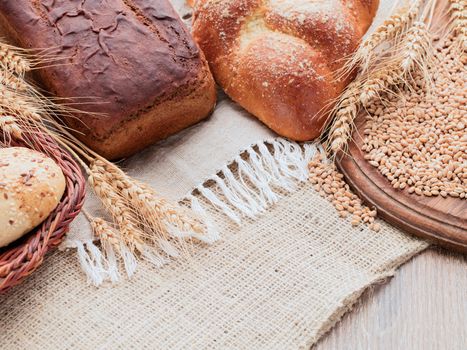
[0,43,31,76]
[449,0,467,51]
[328,86,360,153]
[0,111,22,141]
[360,22,434,105]
[329,18,435,154]
[90,159,202,254]
[340,0,423,77]
[88,160,147,247]
[399,21,434,73]
[0,69,30,92]
[84,212,138,280]
[0,84,42,122]
[0,39,216,280]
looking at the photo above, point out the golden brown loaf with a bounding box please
[190,0,379,141]
[0,147,66,248]
[0,0,217,160]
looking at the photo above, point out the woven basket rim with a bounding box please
[0,131,86,293]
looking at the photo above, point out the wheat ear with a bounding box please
[0,43,31,76]
[86,160,183,266]
[91,159,202,253]
[329,19,435,154]
[361,22,434,105]
[0,39,217,280]
[328,85,360,154]
[399,21,434,73]
[87,216,122,253]
[0,111,22,141]
[0,84,42,122]
[340,0,423,77]
[449,0,467,51]
[103,161,204,236]
[87,162,146,245]
[83,212,138,281]
[0,69,30,92]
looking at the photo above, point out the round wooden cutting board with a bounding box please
[336,114,467,253]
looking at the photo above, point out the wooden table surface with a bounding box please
[315,247,467,350]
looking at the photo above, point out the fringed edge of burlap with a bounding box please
[187,138,319,225]
[71,138,320,286]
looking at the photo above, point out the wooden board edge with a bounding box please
[336,152,467,254]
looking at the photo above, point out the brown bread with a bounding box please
[0,0,217,159]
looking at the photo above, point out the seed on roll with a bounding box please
[0,147,66,248]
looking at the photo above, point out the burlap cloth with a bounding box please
[0,1,429,349]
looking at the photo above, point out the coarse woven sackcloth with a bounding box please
[0,1,428,349]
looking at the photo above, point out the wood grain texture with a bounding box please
[336,113,467,253]
[314,248,467,350]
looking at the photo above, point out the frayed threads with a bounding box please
[194,139,317,225]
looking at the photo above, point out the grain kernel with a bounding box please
[362,45,466,202]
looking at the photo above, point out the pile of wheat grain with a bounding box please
[363,37,466,199]
[309,153,381,232]
[309,1,466,228]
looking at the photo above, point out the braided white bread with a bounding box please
[190,0,379,140]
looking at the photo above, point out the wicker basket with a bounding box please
[0,131,86,293]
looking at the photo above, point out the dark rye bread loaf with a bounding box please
[0,0,216,159]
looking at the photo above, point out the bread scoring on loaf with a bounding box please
[0,147,66,248]
[190,0,379,141]
[0,0,216,159]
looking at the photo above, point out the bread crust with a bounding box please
[80,62,216,159]
[0,0,216,159]
[0,148,66,248]
[191,0,379,141]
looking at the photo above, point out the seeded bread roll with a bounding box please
[190,0,379,141]
[0,0,216,160]
[0,147,66,248]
